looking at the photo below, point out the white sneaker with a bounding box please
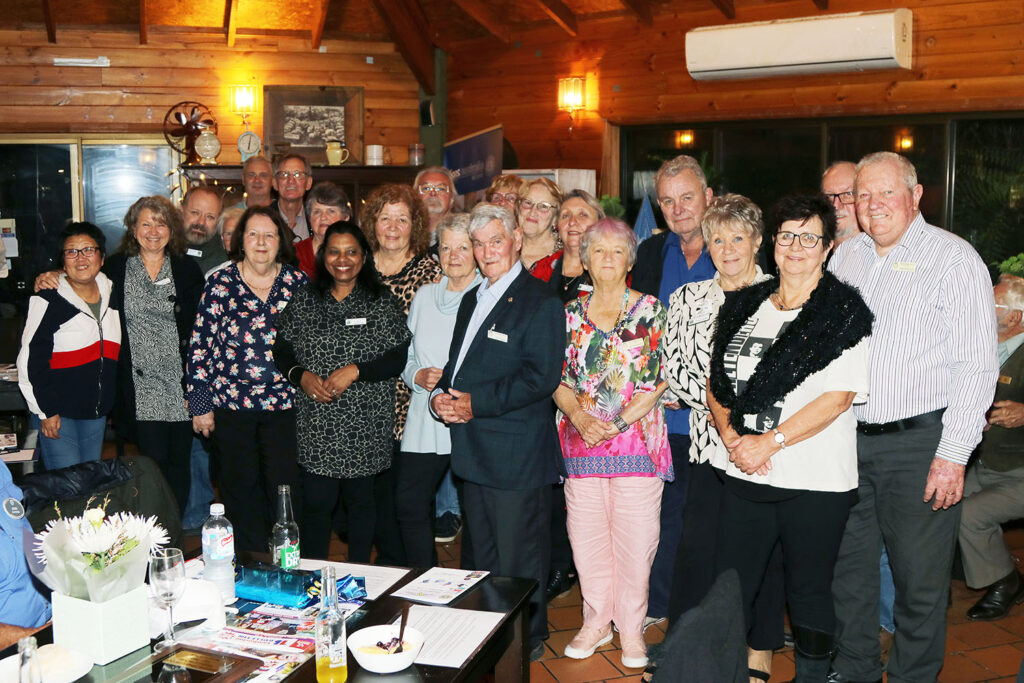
[643,616,666,633]
[620,637,649,669]
[563,626,613,659]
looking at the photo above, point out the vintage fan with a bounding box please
[163,102,217,164]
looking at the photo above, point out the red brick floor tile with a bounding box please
[948,620,1020,649]
[609,675,643,682]
[947,631,973,653]
[767,651,795,682]
[965,644,1024,677]
[550,583,583,608]
[550,605,586,631]
[538,642,559,662]
[531,660,558,683]
[938,652,1002,682]
[543,652,625,683]
[644,626,665,645]
[604,649,648,676]
[995,614,1024,639]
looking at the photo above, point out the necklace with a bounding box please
[242,263,278,294]
[562,272,583,292]
[584,287,631,334]
[771,289,807,311]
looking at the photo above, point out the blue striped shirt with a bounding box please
[828,213,998,465]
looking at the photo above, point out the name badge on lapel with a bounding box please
[487,328,509,343]
[688,301,714,325]
[999,374,1013,385]
[186,248,202,258]
[154,278,171,286]
[578,284,594,293]
[892,261,916,272]
[3,497,24,520]
[346,318,367,326]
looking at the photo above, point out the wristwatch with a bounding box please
[613,415,629,433]
[772,428,787,450]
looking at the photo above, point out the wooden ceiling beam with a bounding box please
[312,0,330,49]
[536,0,577,36]
[619,0,652,26]
[812,0,828,8]
[138,0,146,44]
[41,0,56,43]
[370,0,436,94]
[226,0,239,46]
[710,0,735,19]
[450,0,511,44]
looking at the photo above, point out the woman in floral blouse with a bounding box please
[553,217,671,671]
[359,184,442,565]
[187,205,308,552]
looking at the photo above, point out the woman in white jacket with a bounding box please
[18,222,121,470]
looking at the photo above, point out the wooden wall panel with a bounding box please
[447,0,1024,177]
[0,29,420,164]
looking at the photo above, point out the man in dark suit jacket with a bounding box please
[431,203,564,661]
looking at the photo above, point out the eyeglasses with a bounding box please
[64,246,100,259]
[521,200,556,213]
[488,192,518,204]
[776,231,825,248]
[825,191,855,205]
[275,171,308,180]
[418,184,450,195]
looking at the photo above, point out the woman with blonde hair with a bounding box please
[485,173,526,213]
[518,177,563,269]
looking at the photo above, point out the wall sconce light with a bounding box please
[557,77,586,132]
[675,130,695,148]
[231,84,257,128]
[895,130,914,153]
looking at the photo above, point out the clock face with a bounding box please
[238,131,262,160]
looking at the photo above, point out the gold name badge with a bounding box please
[892,262,916,272]
[999,374,1013,385]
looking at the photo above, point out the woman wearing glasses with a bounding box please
[531,189,605,302]
[517,178,562,269]
[485,174,526,213]
[18,222,122,470]
[707,194,873,681]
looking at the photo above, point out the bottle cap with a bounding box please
[278,485,291,494]
[210,503,225,516]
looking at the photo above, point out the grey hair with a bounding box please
[241,155,271,174]
[701,193,764,243]
[304,181,352,219]
[580,217,639,271]
[559,189,606,221]
[822,160,856,180]
[469,203,516,238]
[436,212,472,243]
[856,152,918,190]
[654,155,708,194]
[999,274,1024,311]
[414,166,457,195]
[273,153,312,176]
[215,206,245,236]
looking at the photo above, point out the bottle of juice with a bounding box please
[315,565,347,683]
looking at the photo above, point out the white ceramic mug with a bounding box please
[365,144,384,166]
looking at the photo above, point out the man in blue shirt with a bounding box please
[0,460,51,649]
[632,155,715,628]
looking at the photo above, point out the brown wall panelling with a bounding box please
[446,0,1024,176]
[0,29,421,164]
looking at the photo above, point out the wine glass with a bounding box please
[150,548,186,652]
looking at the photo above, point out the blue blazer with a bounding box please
[437,269,565,490]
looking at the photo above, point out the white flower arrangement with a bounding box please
[30,496,169,602]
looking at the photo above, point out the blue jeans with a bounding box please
[434,467,460,517]
[31,414,105,471]
[880,545,896,632]
[182,436,216,529]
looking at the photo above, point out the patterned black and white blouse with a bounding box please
[123,255,188,422]
[275,284,410,478]
[663,268,769,465]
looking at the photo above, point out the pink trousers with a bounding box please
[564,476,663,639]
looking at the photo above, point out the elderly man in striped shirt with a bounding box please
[827,152,998,683]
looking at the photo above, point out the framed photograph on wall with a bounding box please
[263,86,364,164]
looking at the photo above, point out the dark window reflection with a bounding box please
[719,126,820,211]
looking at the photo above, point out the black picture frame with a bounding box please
[263,86,365,164]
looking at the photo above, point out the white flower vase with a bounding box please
[52,584,150,665]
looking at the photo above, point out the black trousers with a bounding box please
[302,470,376,562]
[647,434,690,617]
[212,408,302,553]
[669,460,786,650]
[372,445,406,566]
[716,484,855,643]
[463,481,551,647]
[395,451,451,567]
[832,423,957,683]
[135,419,193,518]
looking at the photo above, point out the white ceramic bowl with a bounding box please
[347,624,424,674]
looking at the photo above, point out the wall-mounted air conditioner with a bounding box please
[685,9,913,81]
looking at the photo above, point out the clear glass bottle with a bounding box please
[18,636,42,683]
[315,565,347,683]
[270,484,300,569]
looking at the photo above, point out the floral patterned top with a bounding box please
[377,253,442,440]
[186,263,308,415]
[559,293,673,480]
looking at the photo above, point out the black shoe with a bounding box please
[544,568,578,602]
[967,570,1024,621]
[529,641,546,661]
[826,672,882,683]
[433,512,462,543]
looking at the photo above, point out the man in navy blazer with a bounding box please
[431,203,564,660]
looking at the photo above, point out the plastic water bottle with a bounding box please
[202,503,236,604]
[271,484,301,569]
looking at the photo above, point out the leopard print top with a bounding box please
[378,253,443,441]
